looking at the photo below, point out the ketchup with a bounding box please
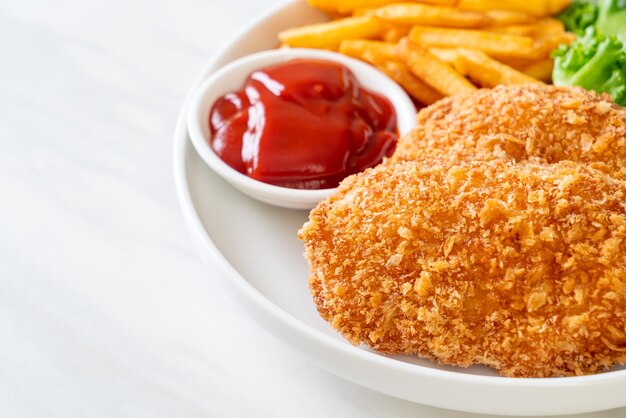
[209,59,398,189]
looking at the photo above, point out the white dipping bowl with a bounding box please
[187,48,416,210]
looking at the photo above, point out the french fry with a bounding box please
[339,40,443,104]
[339,39,398,60]
[427,47,462,65]
[409,26,536,59]
[327,11,353,20]
[352,7,378,16]
[429,47,551,82]
[428,48,469,76]
[398,38,477,96]
[363,51,444,105]
[457,0,571,17]
[285,0,564,101]
[382,25,412,42]
[488,18,566,37]
[306,0,335,12]
[375,60,445,105]
[454,48,543,87]
[484,10,537,26]
[409,0,459,4]
[496,56,546,70]
[521,59,554,82]
[371,3,491,28]
[532,18,566,37]
[278,16,384,49]
[549,0,573,14]
[532,31,575,59]
[486,24,538,36]
[308,0,457,14]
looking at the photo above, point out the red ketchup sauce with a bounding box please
[208,59,398,189]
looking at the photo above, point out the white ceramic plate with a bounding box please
[173,1,626,415]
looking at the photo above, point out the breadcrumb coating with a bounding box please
[389,85,626,180]
[299,160,626,377]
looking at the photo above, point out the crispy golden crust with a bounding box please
[389,85,626,180]
[298,160,626,377]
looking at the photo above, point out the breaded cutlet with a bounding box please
[299,159,626,377]
[389,85,626,180]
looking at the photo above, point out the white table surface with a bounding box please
[1,1,625,417]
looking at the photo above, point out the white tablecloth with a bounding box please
[1,1,625,417]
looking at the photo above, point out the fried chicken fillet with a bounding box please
[298,160,626,377]
[390,85,626,180]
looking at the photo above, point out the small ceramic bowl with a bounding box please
[187,48,417,210]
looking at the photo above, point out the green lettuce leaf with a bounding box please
[558,0,599,34]
[559,0,626,39]
[596,0,626,41]
[552,27,626,105]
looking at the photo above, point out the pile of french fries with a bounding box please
[278,0,575,105]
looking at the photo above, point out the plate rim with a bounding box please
[172,0,626,413]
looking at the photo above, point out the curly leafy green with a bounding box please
[596,0,626,40]
[559,0,626,38]
[558,0,599,34]
[554,0,626,104]
[552,27,626,105]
